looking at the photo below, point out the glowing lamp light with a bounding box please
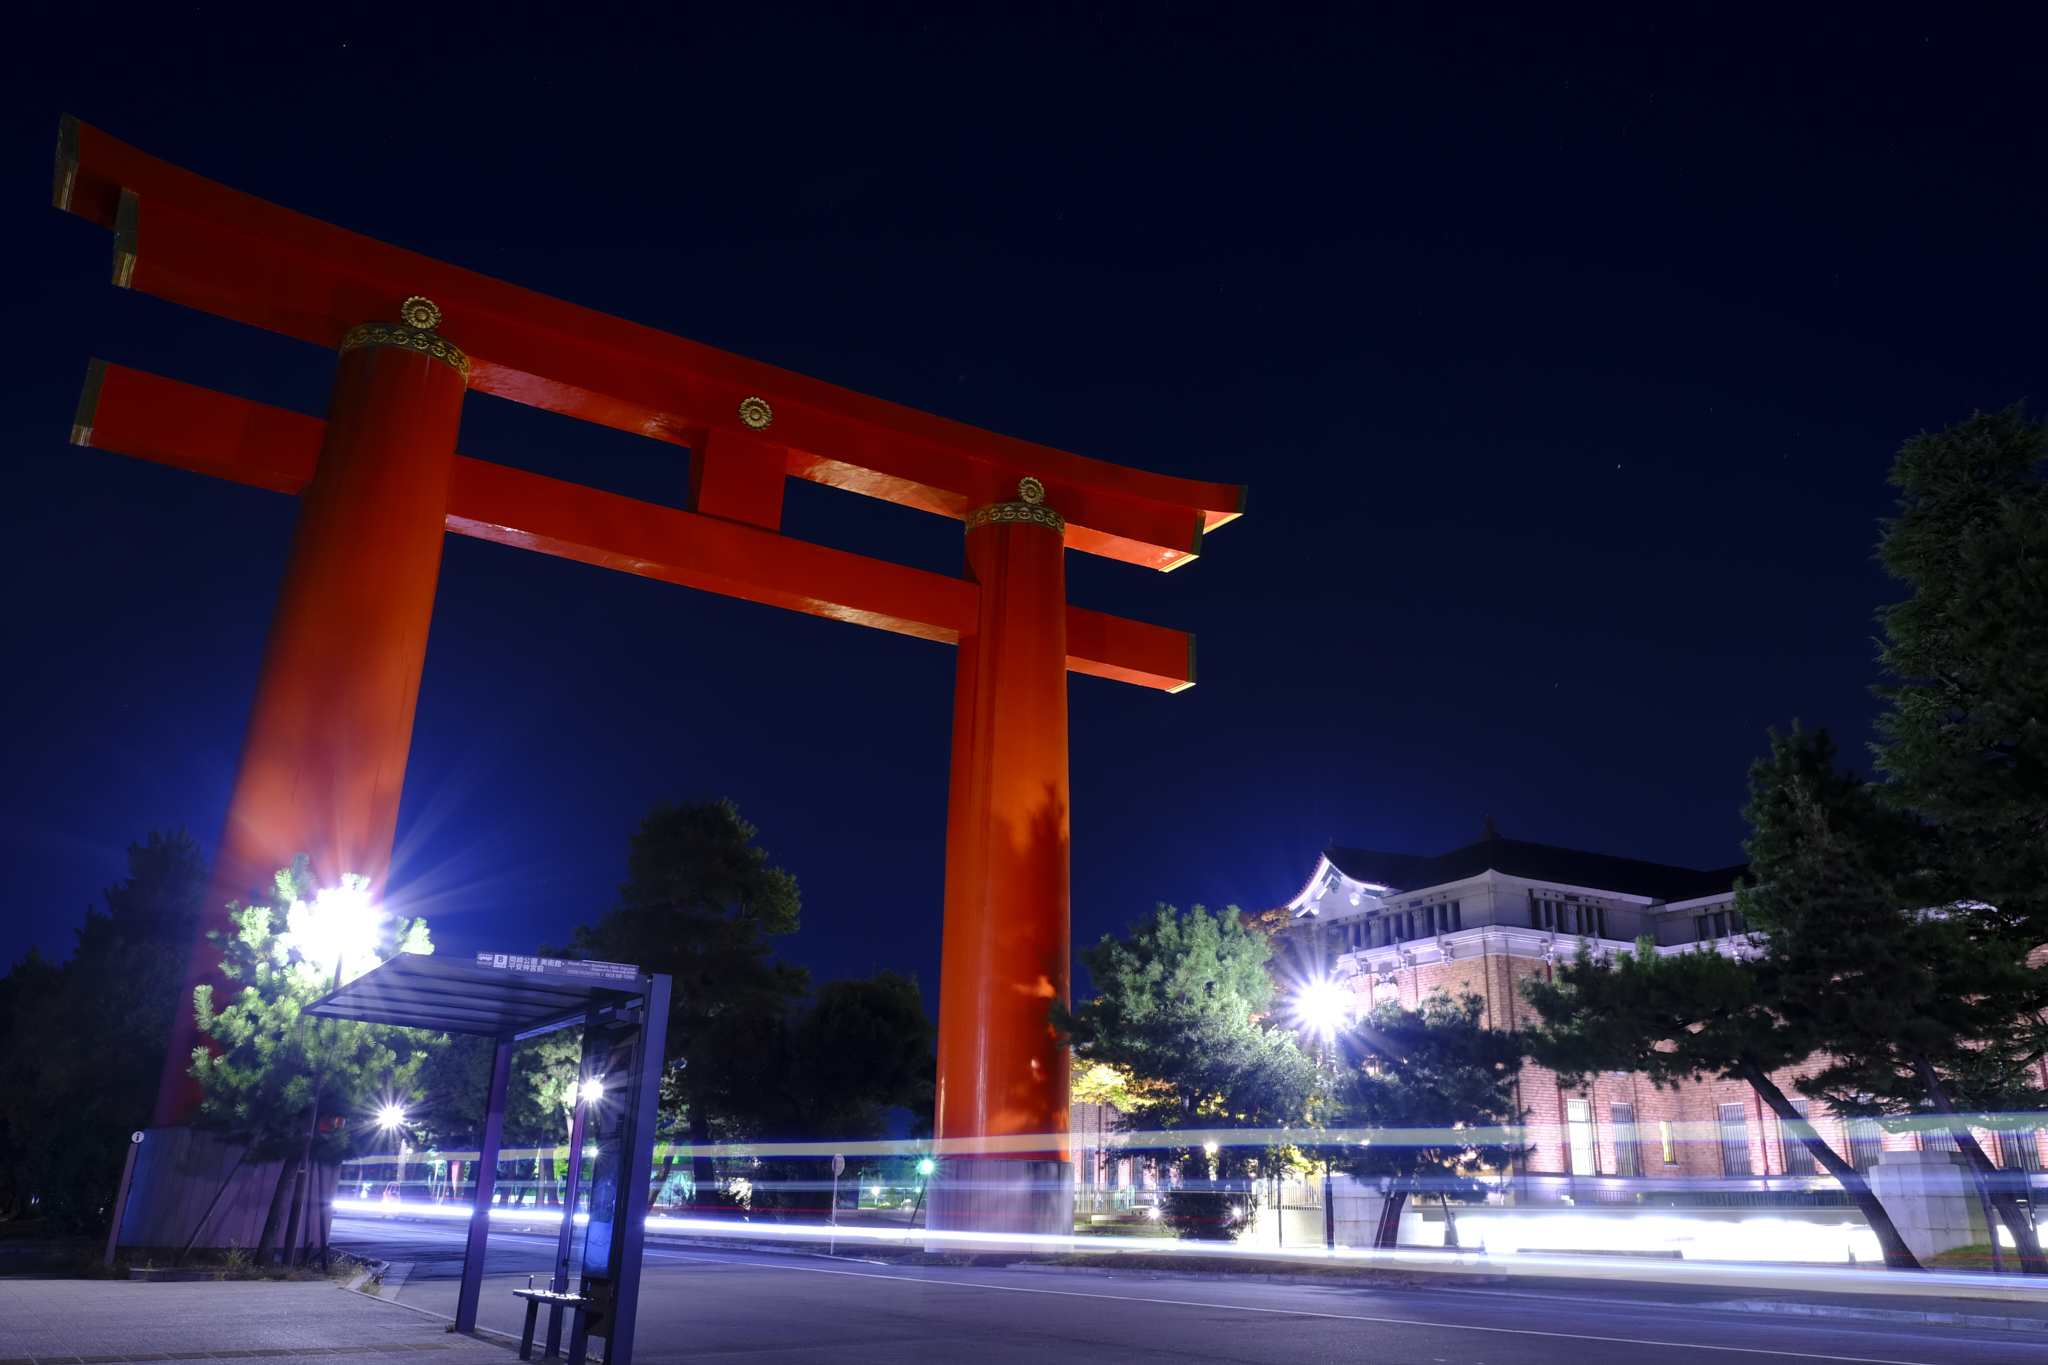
[578,1076,606,1105]
[917,1158,935,1176]
[283,876,383,982]
[376,1103,406,1131]
[1294,978,1352,1040]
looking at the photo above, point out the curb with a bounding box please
[341,1259,388,1294]
[1697,1298,2048,1335]
[1006,1262,1506,1289]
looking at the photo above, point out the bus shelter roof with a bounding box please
[305,951,648,1040]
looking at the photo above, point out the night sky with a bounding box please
[6,9,2044,1011]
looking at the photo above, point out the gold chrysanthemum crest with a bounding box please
[1018,476,1046,505]
[400,296,442,330]
[738,396,774,430]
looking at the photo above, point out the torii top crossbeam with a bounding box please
[57,115,1245,1246]
[56,118,1243,568]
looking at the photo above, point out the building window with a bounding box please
[1566,1098,1598,1175]
[1527,896,1598,937]
[1848,1117,1884,1172]
[1449,900,1462,930]
[1718,1102,1752,1176]
[1659,1120,1677,1166]
[1611,1102,1639,1178]
[1781,1099,1818,1176]
[1694,908,1750,942]
[2000,1129,2044,1173]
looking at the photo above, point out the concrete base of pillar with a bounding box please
[924,1157,1073,1252]
[1328,1175,1391,1248]
[1868,1149,1991,1261]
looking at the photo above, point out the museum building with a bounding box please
[1284,823,2048,1189]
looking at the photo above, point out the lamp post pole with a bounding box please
[544,1047,594,1360]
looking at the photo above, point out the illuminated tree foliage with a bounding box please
[192,857,435,1259]
[1056,904,1317,1240]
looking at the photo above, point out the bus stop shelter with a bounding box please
[308,953,672,1364]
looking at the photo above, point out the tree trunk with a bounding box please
[1737,1059,1923,1270]
[689,1106,718,1212]
[650,1154,675,1211]
[256,1157,297,1262]
[1438,1190,1460,1248]
[1373,1187,1408,1249]
[280,1077,325,1268]
[1916,1056,2047,1274]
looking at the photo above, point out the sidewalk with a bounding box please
[0,1279,511,1365]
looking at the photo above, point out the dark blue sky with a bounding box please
[6,7,2043,1008]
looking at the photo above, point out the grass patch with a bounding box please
[1925,1243,2014,1272]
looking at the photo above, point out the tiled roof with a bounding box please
[1324,832,1746,904]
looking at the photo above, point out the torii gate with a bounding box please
[54,116,1243,1242]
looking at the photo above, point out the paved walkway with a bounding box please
[0,1280,510,1365]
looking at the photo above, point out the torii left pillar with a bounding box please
[125,305,466,1252]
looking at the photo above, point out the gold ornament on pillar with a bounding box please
[399,296,443,330]
[338,296,469,379]
[964,476,1064,535]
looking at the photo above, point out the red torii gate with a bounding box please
[54,116,1243,1240]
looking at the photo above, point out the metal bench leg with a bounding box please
[520,1299,541,1360]
[543,1302,564,1359]
[566,1309,590,1365]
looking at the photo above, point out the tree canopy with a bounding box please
[558,798,934,1212]
[0,829,207,1231]
[1733,723,2048,1270]
[1874,403,2048,938]
[1056,904,1318,1239]
[191,857,437,1257]
[1328,990,1523,1249]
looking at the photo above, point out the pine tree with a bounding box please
[1330,991,1523,1250]
[191,859,436,1260]
[1874,403,2048,938]
[1522,929,1924,1270]
[560,799,808,1203]
[1056,904,1318,1241]
[1738,725,2048,1272]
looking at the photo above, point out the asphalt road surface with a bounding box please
[331,1216,2047,1364]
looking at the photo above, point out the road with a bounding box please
[330,1216,2046,1364]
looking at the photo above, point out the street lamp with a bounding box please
[283,874,383,986]
[1292,978,1352,1043]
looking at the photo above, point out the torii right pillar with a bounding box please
[930,480,1074,1247]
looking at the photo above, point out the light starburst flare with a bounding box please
[1292,978,1353,1040]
